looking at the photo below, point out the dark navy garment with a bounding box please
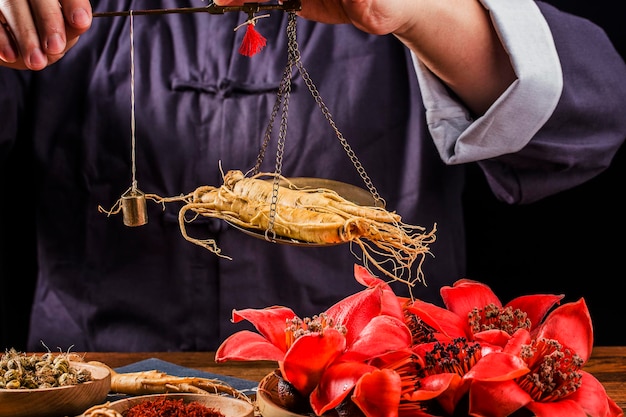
[0,0,625,351]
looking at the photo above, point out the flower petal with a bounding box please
[310,361,378,415]
[525,398,587,417]
[342,315,411,362]
[231,306,297,352]
[440,279,502,317]
[281,328,346,396]
[353,263,384,288]
[353,264,405,320]
[405,373,458,401]
[501,328,532,354]
[325,285,385,346]
[215,330,286,362]
[352,368,401,417]
[407,300,467,339]
[468,380,531,417]
[473,328,513,348]
[566,371,624,417]
[464,351,529,381]
[506,293,563,330]
[533,298,593,362]
[429,374,468,416]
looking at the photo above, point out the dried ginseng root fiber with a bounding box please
[170,170,436,286]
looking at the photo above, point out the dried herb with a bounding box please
[124,397,225,417]
[0,348,92,389]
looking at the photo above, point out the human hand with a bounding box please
[0,0,92,70]
[213,0,414,36]
[214,0,516,117]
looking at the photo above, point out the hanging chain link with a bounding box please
[253,12,385,240]
[288,26,383,207]
[253,13,296,240]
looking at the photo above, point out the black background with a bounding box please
[1,0,624,350]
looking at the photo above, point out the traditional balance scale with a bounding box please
[95,1,436,286]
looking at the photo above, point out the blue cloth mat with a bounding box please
[106,358,259,402]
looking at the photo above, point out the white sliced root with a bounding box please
[82,402,123,417]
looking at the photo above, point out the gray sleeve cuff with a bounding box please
[414,0,563,164]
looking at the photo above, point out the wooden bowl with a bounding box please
[86,393,255,417]
[256,372,308,417]
[0,361,111,417]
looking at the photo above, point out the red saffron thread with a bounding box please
[123,397,225,417]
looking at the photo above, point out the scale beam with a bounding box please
[92,0,301,18]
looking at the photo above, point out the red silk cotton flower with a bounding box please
[215,267,623,417]
[215,265,411,402]
[464,298,621,417]
[406,278,564,349]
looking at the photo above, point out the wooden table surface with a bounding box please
[83,346,626,410]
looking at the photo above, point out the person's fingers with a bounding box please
[30,0,67,56]
[58,0,92,40]
[0,1,51,70]
[0,14,18,64]
[0,0,91,70]
[31,0,92,59]
[44,36,81,67]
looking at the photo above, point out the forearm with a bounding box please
[285,0,518,115]
[393,0,515,116]
[415,0,566,169]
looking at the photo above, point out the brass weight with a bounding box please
[121,189,148,227]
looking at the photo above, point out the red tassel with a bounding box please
[239,23,267,57]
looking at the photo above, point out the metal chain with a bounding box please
[252,56,290,175]
[290,34,384,207]
[257,12,298,240]
[256,11,385,240]
[295,44,385,207]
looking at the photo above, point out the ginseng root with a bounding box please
[100,169,436,286]
[87,362,251,403]
[177,170,435,286]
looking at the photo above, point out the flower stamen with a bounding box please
[468,303,531,335]
[284,313,347,347]
[517,338,583,402]
[423,338,482,376]
[403,307,438,345]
